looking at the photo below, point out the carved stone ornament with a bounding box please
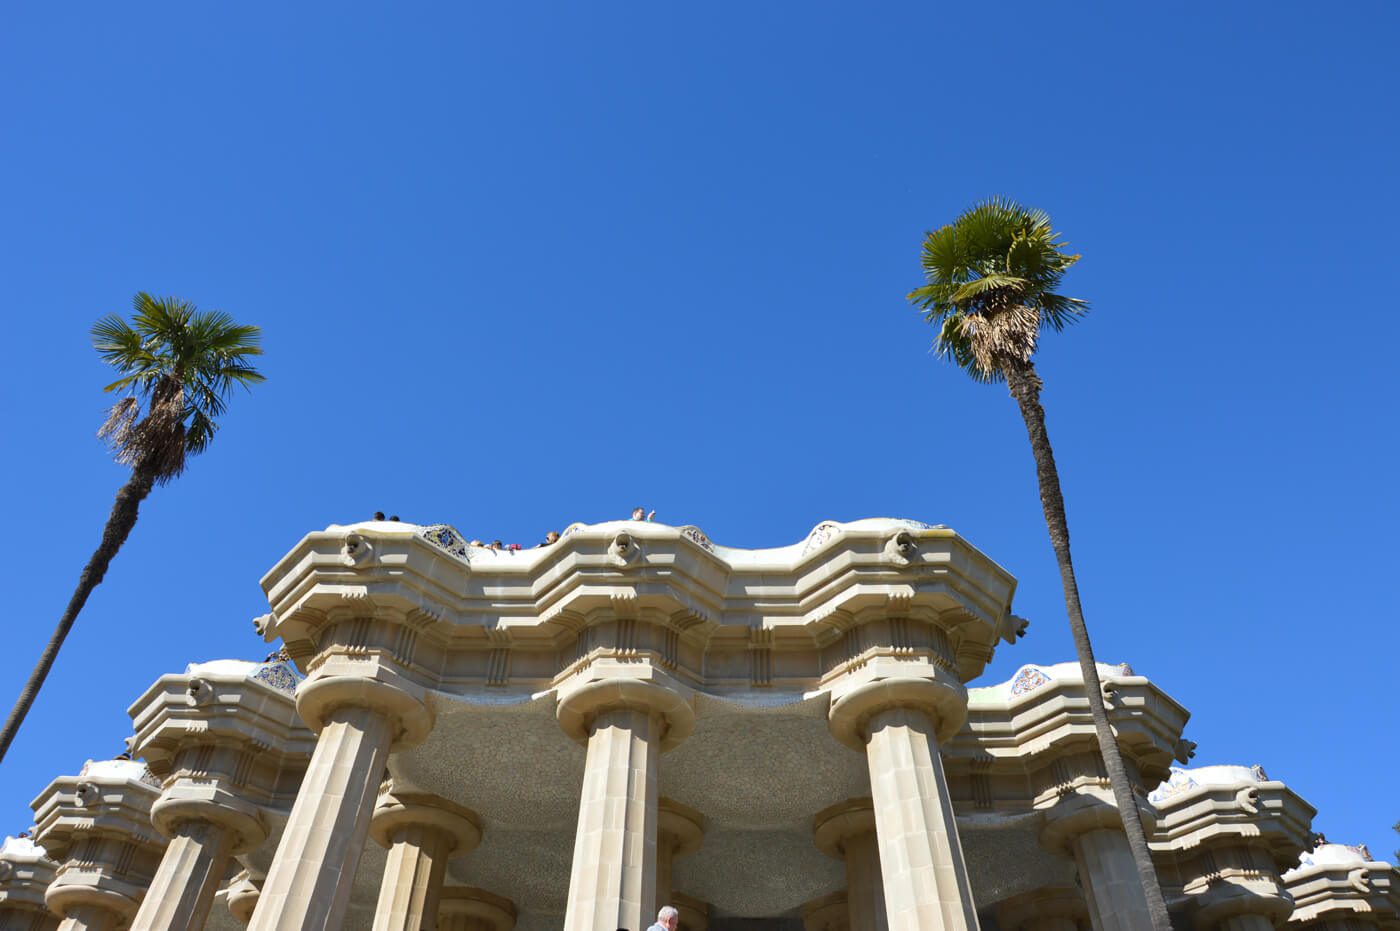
[341,532,374,567]
[609,531,641,567]
[1175,738,1198,764]
[186,677,215,706]
[883,531,918,565]
[74,782,100,807]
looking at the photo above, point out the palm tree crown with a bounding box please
[908,197,1087,381]
[91,293,264,483]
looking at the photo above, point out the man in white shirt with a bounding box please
[645,905,679,931]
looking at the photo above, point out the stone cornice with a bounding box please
[128,661,316,778]
[30,761,164,858]
[1284,844,1400,927]
[944,662,1190,786]
[0,835,56,914]
[258,519,1017,687]
[1148,765,1315,868]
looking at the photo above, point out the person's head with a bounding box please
[632,506,646,520]
[545,530,560,544]
[656,906,679,930]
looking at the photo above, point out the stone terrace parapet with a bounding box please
[0,834,58,927]
[257,518,1022,694]
[1283,843,1400,928]
[1150,764,1315,929]
[942,661,1192,817]
[31,759,166,927]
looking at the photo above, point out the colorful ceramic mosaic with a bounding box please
[253,661,301,694]
[801,522,841,557]
[1148,767,1200,803]
[678,526,715,553]
[418,523,470,559]
[1008,665,1051,697]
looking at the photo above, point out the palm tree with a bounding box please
[908,198,1171,930]
[0,294,264,765]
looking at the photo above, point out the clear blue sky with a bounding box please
[3,3,1396,864]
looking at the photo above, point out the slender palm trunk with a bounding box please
[0,467,157,765]
[1002,360,1173,931]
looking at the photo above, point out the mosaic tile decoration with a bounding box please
[678,526,715,553]
[801,522,841,557]
[253,661,301,694]
[1008,665,1051,697]
[1148,767,1200,803]
[418,523,471,560]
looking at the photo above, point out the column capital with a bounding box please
[369,785,481,855]
[150,785,268,855]
[296,654,434,751]
[555,660,695,750]
[812,797,876,858]
[827,663,968,748]
[438,886,516,931]
[1038,786,1156,855]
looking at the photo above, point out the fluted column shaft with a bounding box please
[371,824,452,931]
[844,831,889,931]
[248,706,394,931]
[563,708,660,931]
[56,905,121,931]
[865,707,978,931]
[1070,829,1150,931]
[868,705,980,929]
[129,819,234,931]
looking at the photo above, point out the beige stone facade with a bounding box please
[0,517,1392,931]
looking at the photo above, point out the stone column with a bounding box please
[32,761,167,931]
[0,834,61,931]
[656,799,705,930]
[248,657,433,931]
[994,886,1087,931]
[828,673,979,931]
[436,887,516,931]
[126,657,315,931]
[130,819,236,931]
[1039,793,1152,931]
[556,668,695,931]
[814,799,889,931]
[369,787,481,931]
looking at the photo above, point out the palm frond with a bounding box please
[909,198,1087,378]
[91,294,264,474]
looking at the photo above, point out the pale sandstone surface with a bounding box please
[0,518,1383,930]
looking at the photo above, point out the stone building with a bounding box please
[0,517,1394,931]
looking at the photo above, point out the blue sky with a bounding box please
[2,2,1397,864]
